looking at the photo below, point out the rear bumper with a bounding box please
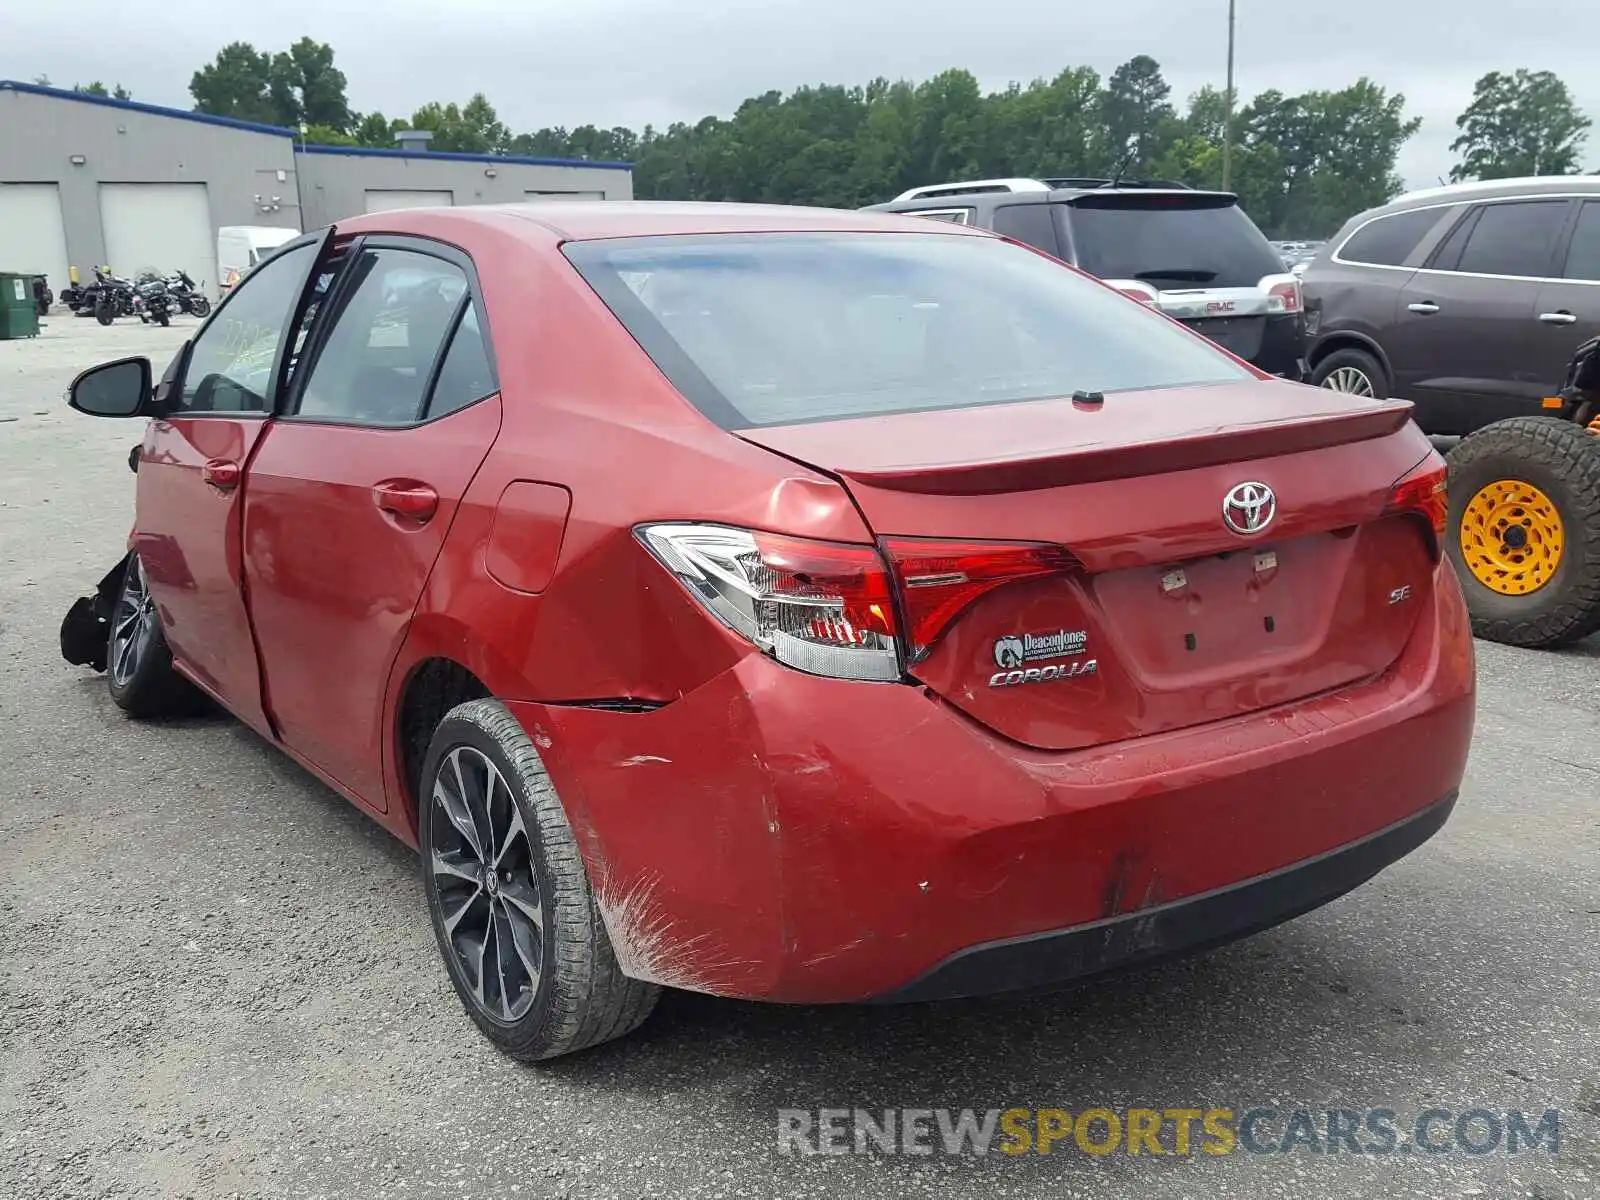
[878,791,1455,1003]
[512,557,1474,1004]
[1250,313,1307,379]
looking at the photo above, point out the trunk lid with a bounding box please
[740,380,1441,751]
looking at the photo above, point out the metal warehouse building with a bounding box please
[0,80,633,298]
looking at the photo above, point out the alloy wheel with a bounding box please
[1321,366,1375,396]
[110,556,158,686]
[427,746,545,1023]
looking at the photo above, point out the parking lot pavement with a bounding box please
[1,316,1597,1200]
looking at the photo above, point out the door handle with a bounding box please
[1407,301,1440,315]
[201,459,240,490]
[1539,311,1578,325]
[373,480,439,523]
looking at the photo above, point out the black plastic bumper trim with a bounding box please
[874,792,1457,1004]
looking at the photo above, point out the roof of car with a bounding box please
[336,201,987,244]
[1369,175,1600,215]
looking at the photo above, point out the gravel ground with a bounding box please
[2,316,1597,1200]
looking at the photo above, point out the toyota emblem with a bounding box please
[1222,481,1276,535]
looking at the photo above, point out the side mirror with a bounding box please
[68,357,152,418]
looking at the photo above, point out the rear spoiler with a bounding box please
[829,400,1416,496]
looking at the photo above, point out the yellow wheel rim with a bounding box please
[1459,479,1565,596]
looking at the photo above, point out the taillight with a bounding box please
[882,538,1079,661]
[1101,278,1159,306]
[1385,459,1448,549]
[1261,272,1303,314]
[636,524,900,681]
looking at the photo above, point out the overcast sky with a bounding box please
[7,0,1597,190]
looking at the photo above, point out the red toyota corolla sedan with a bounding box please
[62,203,1475,1061]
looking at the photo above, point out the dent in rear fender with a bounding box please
[504,688,784,997]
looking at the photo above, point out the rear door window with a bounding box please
[293,248,469,425]
[1562,201,1600,282]
[1063,197,1283,288]
[1451,200,1569,278]
[1337,207,1449,267]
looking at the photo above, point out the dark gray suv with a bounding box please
[866,178,1307,378]
[1302,177,1600,435]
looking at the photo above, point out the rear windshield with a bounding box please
[563,232,1254,429]
[1065,197,1284,289]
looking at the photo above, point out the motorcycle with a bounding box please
[161,270,212,318]
[90,268,138,325]
[130,272,175,327]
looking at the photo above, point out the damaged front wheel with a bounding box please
[107,552,199,717]
[418,699,659,1061]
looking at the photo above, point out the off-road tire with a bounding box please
[1311,346,1389,399]
[419,699,659,1061]
[1447,416,1600,648]
[107,553,202,717]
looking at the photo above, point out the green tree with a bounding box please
[190,42,281,124]
[351,112,398,148]
[1101,55,1177,173]
[984,67,1106,179]
[73,82,133,100]
[1449,69,1591,181]
[1238,79,1418,237]
[191,38,352,132]
[405,94,509,153]
[284,37,352,132]
[302,123,357,146]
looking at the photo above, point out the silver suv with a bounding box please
[1302,176,1600,435]
[866,178,1307,379]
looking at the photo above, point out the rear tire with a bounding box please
[107,553,201,717]
[1447,416,1600,648]
[189,297,211,318]
[1311,347,1389,399]
[419,699,660,1061]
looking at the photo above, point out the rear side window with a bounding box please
[1452,200,1568,278]
[564,232,1253,429]
[427,302,496,418]
[908,209,972,225]
[992,204,1061,256]
[1563,201,1600,282]
[1337,207,1447,267]
[1064,197,1283,288]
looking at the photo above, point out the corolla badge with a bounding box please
[1222,481,1276,535]
[990,630,1095,687]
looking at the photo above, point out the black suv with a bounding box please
[865,177,1307,378]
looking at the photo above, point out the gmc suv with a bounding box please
[865,177,1307,378]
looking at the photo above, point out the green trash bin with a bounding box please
[0,272,41,339]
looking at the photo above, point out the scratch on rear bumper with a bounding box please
[874,791,1457,1003]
